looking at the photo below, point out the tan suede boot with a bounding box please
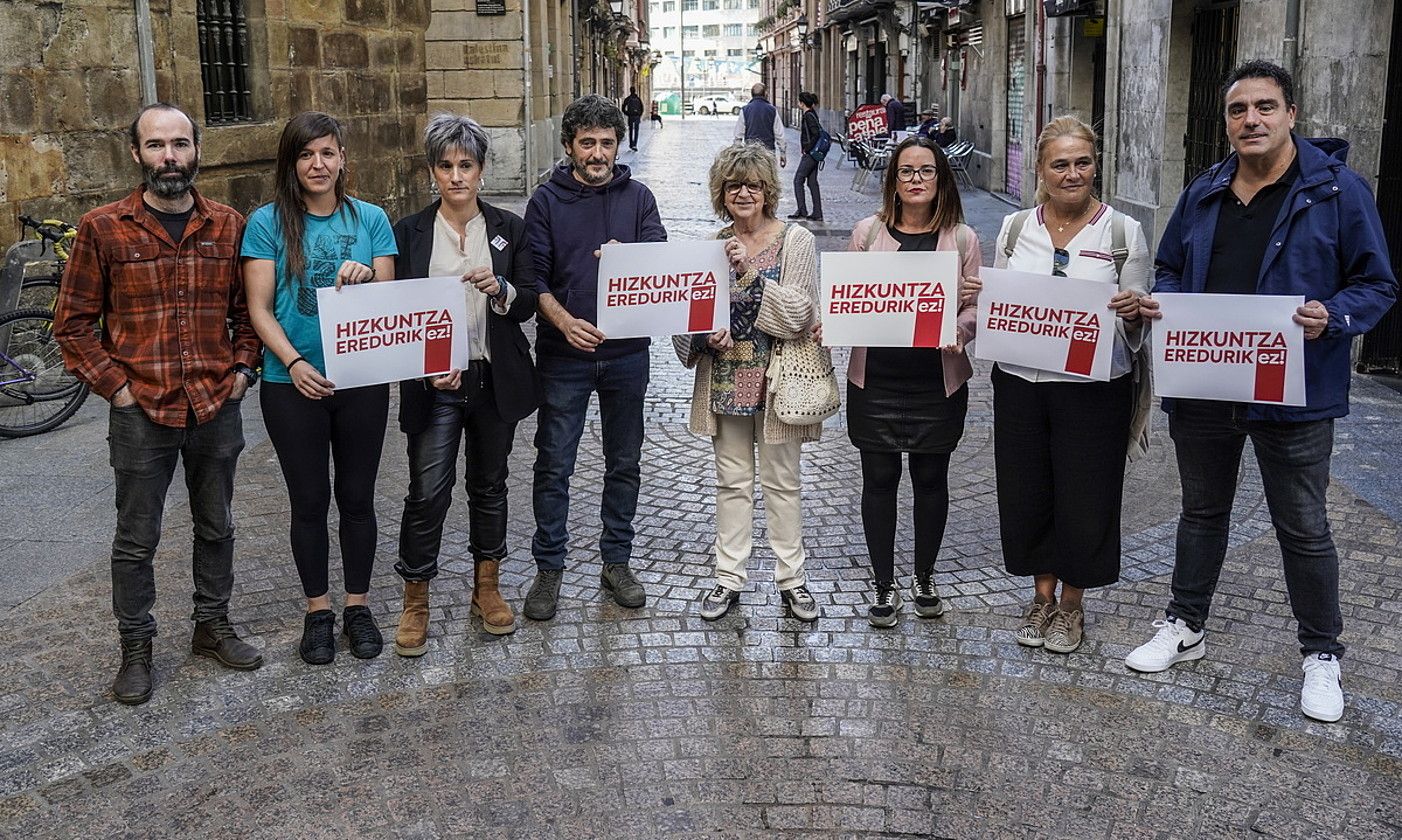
[471,559,516,635]
[394,580,430,657]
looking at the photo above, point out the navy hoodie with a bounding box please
[523,161,668,360]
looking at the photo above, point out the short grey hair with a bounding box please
[424,112,490,168]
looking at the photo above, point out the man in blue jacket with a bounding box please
[1126,61,1396,723]
[521,94,668,620]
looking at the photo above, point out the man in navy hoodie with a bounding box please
[521,94,668,621]
[1126,61,1396,724]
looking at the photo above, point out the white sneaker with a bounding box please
[1124,617,1206,673]
[1300,653,1344,723]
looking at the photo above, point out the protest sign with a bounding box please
[596,241,730,339]
[974,267,1116,381]
[317,276,469,390]
[847,104,888,141]
[1152,292,1306,405]
[819,251,959,348]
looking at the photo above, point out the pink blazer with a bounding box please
[844,215,981,397]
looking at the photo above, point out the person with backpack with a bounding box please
[622,88,645,151]
[843,136,981,628]
[985,116,1151,654]
[788,91,825,222]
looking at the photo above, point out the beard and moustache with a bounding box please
[570,154,613,186]
[143,159,199,199]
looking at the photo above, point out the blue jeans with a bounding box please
[1166,399,1342,656]
[531,350,649,570]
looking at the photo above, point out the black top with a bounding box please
[145,202,192,244]
[934,128,957,148]
[886,226,939,251]
[1204,154,1301,295]
[622,93,644,119]
[800,109,822,153]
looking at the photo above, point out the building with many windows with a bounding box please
[648,0,761,110]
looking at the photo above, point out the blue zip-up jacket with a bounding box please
[523,161,668,361]
[1153,135,1396,421]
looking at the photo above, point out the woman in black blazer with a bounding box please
[391,113,543,655]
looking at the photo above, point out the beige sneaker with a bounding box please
[1016,599,1055,647]
[1043,606,1084,654]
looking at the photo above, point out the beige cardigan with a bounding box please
[672,223,822,444]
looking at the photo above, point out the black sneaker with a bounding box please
[600,564,646,608]
[299,609,336,665]
[699,584,740,620]
[911,573,945,619]
[112,638,153,705]
[868,581,901,628]
[786,212,808,220]
[780,585,819,622]
[524,568,564,621]
[342,605,384,659]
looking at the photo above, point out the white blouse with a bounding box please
[991,202,1152,383]
[428,211,516,362]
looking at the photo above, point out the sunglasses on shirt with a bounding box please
[1052,247,1070,277]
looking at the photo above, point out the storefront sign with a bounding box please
[819,251,959,347]
[974,267,1115,380]
[476,0,506,15]
[595,241,730,338]
[318,276,470,389]
[847,103,888,141]
[1151,293,1306,405]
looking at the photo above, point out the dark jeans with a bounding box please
[1167,399,1342,656]
[397,378,517,581]
[628,117,641,148]
[108,399,245,641]
[531,349,648,570]
[793,155,822,217]
[261,382,389,599]
[859,451,951,584]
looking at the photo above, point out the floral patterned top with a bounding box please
[709,225,787,415]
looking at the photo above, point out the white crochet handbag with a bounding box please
[766,334,841,425]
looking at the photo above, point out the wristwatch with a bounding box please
[493,276,510,305]
[234,364,260,386]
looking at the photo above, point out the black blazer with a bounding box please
[393,199,543,434]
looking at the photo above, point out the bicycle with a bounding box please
[0,306,89,437]
[12,215,76,310]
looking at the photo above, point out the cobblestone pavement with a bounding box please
[1,119,1400,838]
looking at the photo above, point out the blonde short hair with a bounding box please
[708,143,781,221]
[1034,116,1099,204]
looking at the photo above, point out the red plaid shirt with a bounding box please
[54,187,261,428]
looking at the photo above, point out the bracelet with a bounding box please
[288,356,309,371]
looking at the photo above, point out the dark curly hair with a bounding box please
[560,94,626,147]
[1220,59,1295,109]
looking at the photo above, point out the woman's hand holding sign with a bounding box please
[1109,289,1141,321]
[289,357,335,399]
[724,238,752,276]
[462,266,500,297]
[707,328,734,352]
[334,260,375,290]
[431,369,462,391]
[958,275,982,307]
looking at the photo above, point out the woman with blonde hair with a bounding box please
[675,143,822,623]
[988,116,1151,653]
[845,135,981,628]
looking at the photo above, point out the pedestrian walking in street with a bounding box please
[789,91,824,222]
[241,111,398,666]
[1125,61,1396,722]
[54,102,265,705]
[677,144,822,623]
[390,114,543,655]
[734,82,787,168]
[844,136,981,628]
[986,116,1151,654]
[622,87,645,151]
[650,100,663,130]
[521,94,668,621]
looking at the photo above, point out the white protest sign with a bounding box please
[819,250,959,347]
[317,276,469,389]
[974,267,1116,381]
[596,241,730,339]
[1152,292,1306,405]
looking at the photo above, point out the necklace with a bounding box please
[1047,200,1094,234]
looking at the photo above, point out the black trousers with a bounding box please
[992,366,1132,590]
[396,376,517,581]
[793,155,822,217]
[628,118,641,148]
[261,382,389,598]
[860,451,952,584]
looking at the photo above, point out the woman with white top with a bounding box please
[987,116,1152,654]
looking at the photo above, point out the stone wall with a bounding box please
[0,0,429,246]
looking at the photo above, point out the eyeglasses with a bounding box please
[895,166,939,183]
[725,182,765,195]
[1052,247,1070,277]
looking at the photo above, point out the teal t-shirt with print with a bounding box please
[241,197,398,383]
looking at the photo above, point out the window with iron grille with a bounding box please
[196,0,253,123]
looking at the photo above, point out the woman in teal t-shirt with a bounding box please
[241,111,397,666]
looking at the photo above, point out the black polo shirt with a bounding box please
[1203,154,1301,294]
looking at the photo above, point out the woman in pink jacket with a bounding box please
[845,136,980,628]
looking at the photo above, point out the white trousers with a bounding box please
[712,414,807,591]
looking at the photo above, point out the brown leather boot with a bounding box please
[394,580,430,657]
[471,559,516,635]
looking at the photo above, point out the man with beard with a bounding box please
[54,103,264,705]
[521,94,667,620]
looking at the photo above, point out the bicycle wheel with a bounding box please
[0,307,89,437]
[18,275,61,310]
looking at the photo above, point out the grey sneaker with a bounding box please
[911,573,945,619]
[699,584,740,620]
[600,563,646,608]
[1016,598,1055,647]
[868,581,901,628]
[524,569,564,621]
[780,585,819,622]
[1043,606,1084,654]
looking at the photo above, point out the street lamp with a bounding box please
[796,13,809,40]
[609,0,624,15]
